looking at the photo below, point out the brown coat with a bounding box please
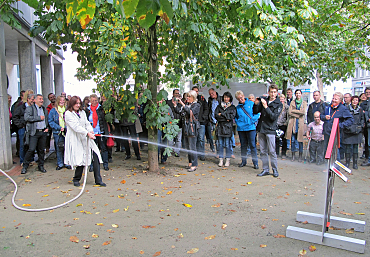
[285,100,307,142]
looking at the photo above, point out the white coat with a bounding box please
[64,110,102,168]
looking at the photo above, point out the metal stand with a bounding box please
[286,118,366,253]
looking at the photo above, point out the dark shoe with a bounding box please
[353,153,358,170]
[103,166,109,171]
[73,181,80,187]
[89,166,93,172]
[257,170,270,177]
[56,166,63,170]
[108,158,113,163]
[272,170,279,177]
[238,162,246,167]
[188,167,197,172]
[361,162,370,166]
[291,152,295,162]
[360,153,366,159]
[21,167,27,174]
[115,149,120,152]
[199,156,205,161]
[65,165,72,170]
[125,155,131,160]
[96,182,106,187]
[281,155,286,160]
[298,152,303,162]
[38,166,47,173]
[345,153,351,167]
[120,149,125,152]
[137,156,141,160]
[316,161,323,166]
[309,159,316,164]
[253,164,259,170]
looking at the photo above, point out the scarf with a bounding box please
[295,98,302,109]
[57,106,65,129]
[221,101,231,110]
[349,104,360,115]
[90,104,99,128]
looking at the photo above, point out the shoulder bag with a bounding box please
[184,110,199,137]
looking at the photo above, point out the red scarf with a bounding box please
[90,104,99,128]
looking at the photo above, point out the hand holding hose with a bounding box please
[87,132,96,139]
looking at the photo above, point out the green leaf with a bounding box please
[122,0,139,18]
[136,0,160,29]
[270,26,277,35]
[159,0,173,24]
[23,0,38,9]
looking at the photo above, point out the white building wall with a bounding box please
[6,62,19,105]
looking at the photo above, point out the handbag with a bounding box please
[57,134,65,152]
[344,124,363,135]
[184,110,199,137]
[106,124,115,148]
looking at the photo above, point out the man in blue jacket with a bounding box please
[235,90,260,169]
[253,84,282,177]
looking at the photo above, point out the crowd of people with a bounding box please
[7,85,370,186]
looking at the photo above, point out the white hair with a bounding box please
[188,90,198,102]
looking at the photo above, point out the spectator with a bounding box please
[253,84,282,177]
[8,94,12,134]
[61,92,67,98]
[67,95,72,101]
[360,87,370,163]
[286,88,293,106]
[276,94,289,159]
[45,93,56,153]
[286,89,308,162]
[307,90,326,125]
[85,94,110,170]
[64,96,106,187]
[359,93,367,104]
[248,94,255,102]
[214,92,236,167]
[235,90,260,169]
[48,96,71,170]
[13,93,35,165]
[138,92,148,150]
[321,92,354,159]
[174,90,201,172]
[21,94,49,174]
[82,96,90,111]
[166,89,182,157]
[207,88,222,153]
[344,93,352,107]
[343,96,364,169]
[11,90,25,157]
[306,111,325,165]
[120,115,141,161]
[192,86,209,161]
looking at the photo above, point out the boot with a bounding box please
[257,170,270,177]
[345,153,351,167]
[272,169,279,177]
[218,158,223,167]
[225,158,230,167]
[291,152,295,162]
[298,152,303,162]
[353,153,358,170]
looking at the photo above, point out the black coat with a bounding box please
[175,102,201,136]
[208,94,222,124]
[85,105,109,135]
[307,100,326,124]
[197,95,209,125]
[253,97,283,134]
[13,102,27,129]
[343,105,364,145]
[214,104,236,137]
[360,100,370,127]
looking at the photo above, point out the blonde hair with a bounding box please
[90,93,99,100]
[56,96,66,107]
[188,90,198,102]
[279,94,286,98]
[333,92,343,102]
[23,89,34,103]
[235,90,244,99]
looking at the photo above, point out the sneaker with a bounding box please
[103,166,109,171]
[96,182,106,187]
[125,155,131,160]
[108,158,113,163]
[73,181,80,187]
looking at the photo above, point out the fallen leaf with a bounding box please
[272,219,279,221]
[259,192,263,195]
[167,191,172,195]
[356,213,365,215]
[204,235,216,240]
[140,250,144,254]
[339,211,353,216]
[260,244,267,248]
[183,203,192,208]
[102,240,111,246]
[231,248,238,250]
[83,245,90,249]
[92,233,99,238]
[132,237,137,239]
[299,249,307,256]
[22,204,31,207]
[153,251,161,256]
[261,209,267,211]
[354,202,362,204]
[273,234,286,238]
[73,218,79,220]
[96,223,104,226]
[221,224,227,230]
[247,182,252,184]
[142,225,156,229]
[187,248,199,254]
[112,209,120,213]
[42,194,49,197]
[178,233,184,238]
[25,179,31,182]
[120,180,126,184]
[346,228,354,234]
[70,236,79,243]
[211,203,221,207]
[308,245,316,252]
[76,204,83,207]
[261,225,266,229]
[112,224,119,228]
[124,206,129,211]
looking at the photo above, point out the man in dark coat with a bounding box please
[253,84,282,178]
[360,87,370,163]
[307,90,326,124]
[207,88,222,152]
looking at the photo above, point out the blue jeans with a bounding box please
[18,128,25,164]
[54,133,65,168]
[205,124,215,151]
[291,133,303,153]
[238,130,258,165]
[158,130,168,162]
[218,136,232,158]
[196,125,206,159]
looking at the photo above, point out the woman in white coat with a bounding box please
[64,96,106,187]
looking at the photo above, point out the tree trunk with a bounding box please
[316,71,324,101]
[147,18,159,172]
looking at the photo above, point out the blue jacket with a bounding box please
[48,108,64,134]
[320,103,354,136]
[235,99,260,131]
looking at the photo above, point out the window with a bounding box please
[356,68,359,78]
[354,87,363,96]
[361,69,365,77]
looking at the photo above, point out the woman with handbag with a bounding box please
[175,90,200,172]
[64,96,106,187]
[48,96,71,170]
[215,92,237,167]
[343,95,364,169]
